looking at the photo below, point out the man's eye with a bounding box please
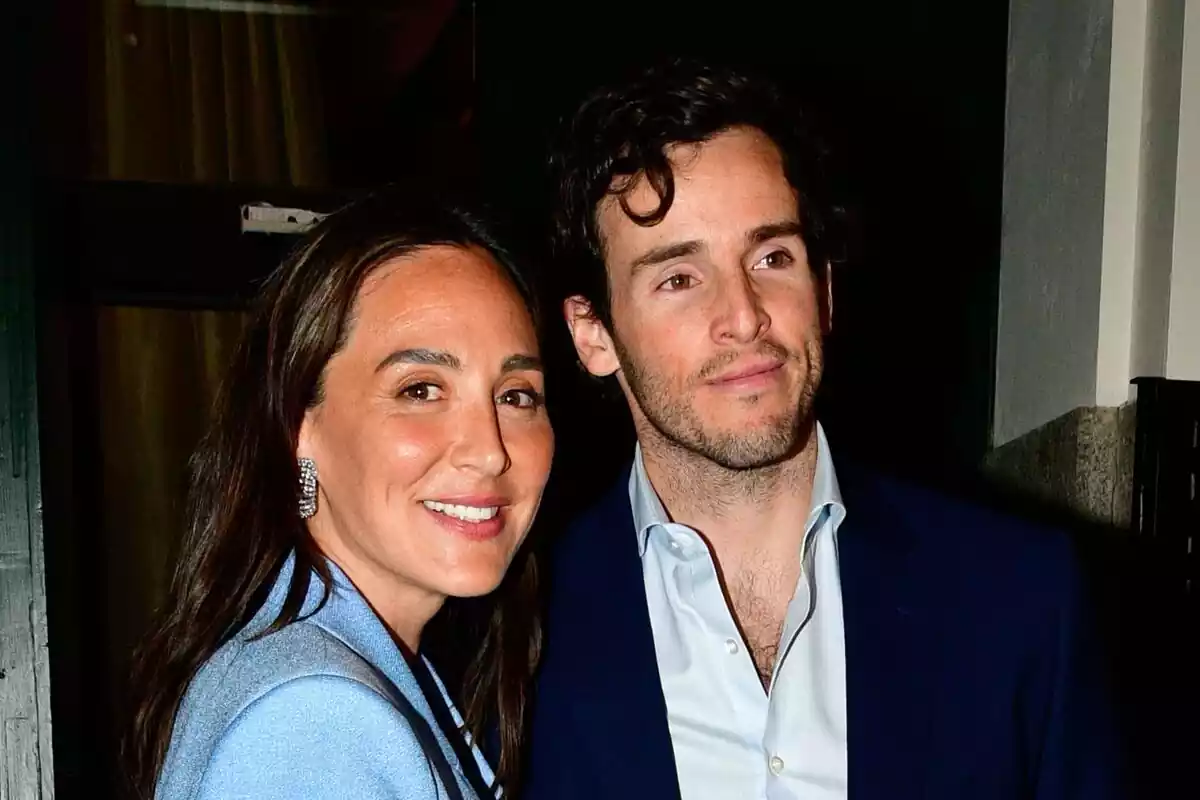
[754,250,794,269]
[660,273,695,291]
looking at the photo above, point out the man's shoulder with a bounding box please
[537,463,640,612]
[839,465,1096,660]
[555,465,635,548]
[842,463,1084,585]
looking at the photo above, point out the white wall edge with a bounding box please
[1166,0,1200,379]
[1096,0,1149,406]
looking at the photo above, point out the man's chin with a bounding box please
[702,410,799,439]
[687,422,805,468]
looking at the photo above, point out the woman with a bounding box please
[123,190,553,800]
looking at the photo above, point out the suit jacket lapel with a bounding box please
[554,465,942,800]
[553,471,681,799]
[838,467,939,800]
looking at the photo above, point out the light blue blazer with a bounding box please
[155,554,497,800]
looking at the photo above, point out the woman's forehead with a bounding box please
[345,247,537,357]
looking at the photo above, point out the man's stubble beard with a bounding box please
[612,331,824,472]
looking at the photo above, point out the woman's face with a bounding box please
[299,245,553,635]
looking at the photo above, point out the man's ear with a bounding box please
[820,261,834,335]
[563,295,620,377]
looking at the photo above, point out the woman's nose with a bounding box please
[449,403,512,477]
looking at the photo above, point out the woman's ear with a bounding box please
[297,408,317,462]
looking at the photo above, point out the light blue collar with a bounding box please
[247,553,449,743]
[629,421,847,556]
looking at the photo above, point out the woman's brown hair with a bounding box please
[122,189,541,797]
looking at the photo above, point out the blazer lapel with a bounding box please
[313,564,483,796]
[837,467,940,800]
[553,471,681,799]
[261,557,477,797]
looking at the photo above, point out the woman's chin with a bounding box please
[434,563,509,599]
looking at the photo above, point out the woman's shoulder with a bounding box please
[157,619,436,799]
[192,616,390,718]
[194,672,441,799]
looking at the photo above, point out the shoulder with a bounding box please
[188,617,392,716]
[543,465,641,607]
[858,464,1075,546]
[158,621,429,800]
[195,673,439,799]
[553,465,635,562]
[844,465,1087,601]
[841,467,1104,686]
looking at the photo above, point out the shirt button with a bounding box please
[724,639,739,654]
[768,755,785,775]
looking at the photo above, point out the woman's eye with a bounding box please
[754,250,793,269]
[400,382,443,402]
[498,388,542,409]
[659,273,696,291]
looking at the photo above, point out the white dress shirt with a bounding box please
[630,422,848,800]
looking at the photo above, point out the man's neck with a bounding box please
[638,422,819,562]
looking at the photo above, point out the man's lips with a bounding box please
[706,359,785,385]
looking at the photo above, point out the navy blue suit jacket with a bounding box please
[523,463,1126,800]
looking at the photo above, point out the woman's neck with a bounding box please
[312,535,445,652]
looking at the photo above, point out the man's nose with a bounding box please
[712,271,771,344]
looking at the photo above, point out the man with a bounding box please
[523,59,1123,800]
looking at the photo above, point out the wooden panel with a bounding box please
[1,8,55,798]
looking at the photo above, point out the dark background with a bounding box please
[475,0,1010,501]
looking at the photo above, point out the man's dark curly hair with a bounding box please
[549,57,842,330]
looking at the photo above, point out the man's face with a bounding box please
[566,126,831,469]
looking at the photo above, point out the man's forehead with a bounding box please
[594,129,796,262]
[596,184,799,261]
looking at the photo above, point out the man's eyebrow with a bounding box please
[375,348,460,373]
[627,223,803,276]
[748,221,805,246]
[629,240,703,275]
[501,354,543,373]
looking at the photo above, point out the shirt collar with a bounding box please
[628,421,847,557]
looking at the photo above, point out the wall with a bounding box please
[1129,0,1184,386]
[994,0,1113,445]
[991,0,1200,527]
[1166,0,1200,380]
[997,0,1200,449]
